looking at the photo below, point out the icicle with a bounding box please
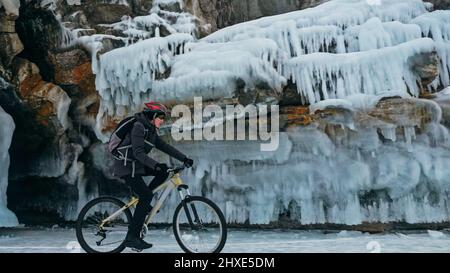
[284,38,436,104]
[203,0,429,44]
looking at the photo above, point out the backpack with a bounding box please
[108,116,136,160]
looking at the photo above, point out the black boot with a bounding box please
[123,233,153,250]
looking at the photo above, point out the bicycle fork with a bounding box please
[177,185,202,230]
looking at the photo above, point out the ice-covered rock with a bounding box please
[92,0,449,125]
[345,18,423,52]
[93,33,193,139]
[204,0,429,43]
[433,87,450,128]
[412,10,450,88]
[140,97,450,225]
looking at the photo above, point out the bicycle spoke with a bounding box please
[77,198,131,253]
[174,198,226,253]
[97,240,124,247]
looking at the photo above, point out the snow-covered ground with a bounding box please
[0,227,449,253]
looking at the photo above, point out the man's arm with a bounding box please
[154,134,187,162]
[131,122,158,169]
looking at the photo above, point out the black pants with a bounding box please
[123,168,169,237]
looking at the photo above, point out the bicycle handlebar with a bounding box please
[167,165,186,174]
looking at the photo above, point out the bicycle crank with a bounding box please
[140,224,148,238]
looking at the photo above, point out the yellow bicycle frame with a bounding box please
[100,172,187,228]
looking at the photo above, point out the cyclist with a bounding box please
[112,101,194,250]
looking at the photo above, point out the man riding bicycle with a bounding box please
[112,101,194,250]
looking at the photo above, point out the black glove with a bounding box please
[155,163,169,173]
[183,157,194,168]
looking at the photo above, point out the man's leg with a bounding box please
[123,175,153,249]
[146,168,170,191]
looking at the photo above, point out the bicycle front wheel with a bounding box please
[76,197,132,253]
[173,196,227,253]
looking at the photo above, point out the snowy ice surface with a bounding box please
[1,228,450,253]
[0,106,18,227]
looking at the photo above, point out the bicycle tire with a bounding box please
[173,196,227,253]
[76,196,132,253]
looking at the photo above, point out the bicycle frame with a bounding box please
[99,171,189,228]
[145,172,188,225]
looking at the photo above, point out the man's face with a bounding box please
[154,116,165,128]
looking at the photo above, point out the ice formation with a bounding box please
[95,0,197,44]
[203,0,429,43]
[55,0,450,224]
[93,0,450,117]
[344,18,423,52]
[94,33,193,140]
[412,10,450,87]
[284,38,436,104]
[0,106,19,227]
[152,38,286,102]
[308,91,411,113]
[143,94,450,225]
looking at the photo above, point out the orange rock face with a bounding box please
[55,62,92,86]
[13,58,71,132]
[280,106,314,127]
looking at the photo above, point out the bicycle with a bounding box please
[75,165,227,253]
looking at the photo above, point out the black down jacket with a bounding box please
[112,112,187,178]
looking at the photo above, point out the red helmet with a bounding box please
[144,101,169,119]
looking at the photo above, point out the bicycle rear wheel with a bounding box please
[173,196,227,253]
[76,197,132,253]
